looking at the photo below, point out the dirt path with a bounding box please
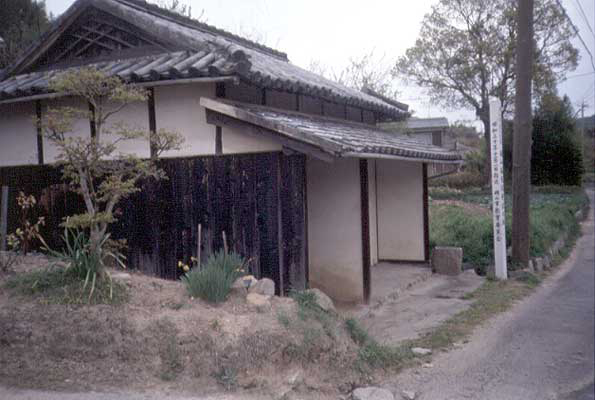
[386,189,595,400]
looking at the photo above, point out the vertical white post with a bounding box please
[489,99,508,280]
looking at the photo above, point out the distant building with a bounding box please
[379,117,459,177]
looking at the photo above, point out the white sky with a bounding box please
[45,0,595,130]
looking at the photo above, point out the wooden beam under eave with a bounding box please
[35,100,44,165]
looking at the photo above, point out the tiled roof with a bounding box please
[0,50,243,99]
[0,0,408,119]
[201,98,462,163]
[406,117,449,130]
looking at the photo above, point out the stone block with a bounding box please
[534,257,544,273]
[248,277,275,296]
[431,247,463,276]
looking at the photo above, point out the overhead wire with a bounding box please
[572,0,594,37]
[555,0,595,72]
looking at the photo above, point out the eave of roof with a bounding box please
[200,97,462,164]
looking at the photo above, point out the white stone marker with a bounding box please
[489,99,508,280]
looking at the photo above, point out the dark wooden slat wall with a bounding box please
[0,152,307,294]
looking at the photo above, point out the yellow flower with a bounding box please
[177,261,183,268]
[183,265,190,272]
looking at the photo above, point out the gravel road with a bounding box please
[389,189,595,400]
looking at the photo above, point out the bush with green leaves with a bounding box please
[180,250,245,303]
[531,95,584,186]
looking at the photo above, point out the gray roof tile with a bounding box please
[201,98,462,163]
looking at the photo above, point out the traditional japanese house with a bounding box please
[0,0,461,303]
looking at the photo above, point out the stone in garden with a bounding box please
[352,386,394,400]
[246,292,271,310]
[401,390,417,400]
[249,277,275,296]
[411,347,432,356]
[305,288,335,312]
[422,363,434,368]
[527,259,534,272]
[242,275,258,288]
[111,272,131,280]
[534,258,544,273]
[543,255,552,270]
[431,247,463,276]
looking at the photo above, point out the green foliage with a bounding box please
[395,0,578,183]
[0,0,51,68]
[42,226,125,301]
[180,250,245,303]
[531,95,584,186]
[429,189,588,274]
[430,205,494,270]
[345,318,370,346]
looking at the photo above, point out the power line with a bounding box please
[572,0,594,37]
[555,0,595,72]
[563,71,595,80]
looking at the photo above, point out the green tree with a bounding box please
[43,68,183,278]
[531,94,584,186]
[394,0,578,182]
[0,0,51,69]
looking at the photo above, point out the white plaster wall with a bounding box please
[0,102,38,167]
[44,96,92,163]
[368,159,379,265]
[155,83,216,157]
[155,83,284,156]
[376,159,424,261]
[103,99,150,158]
[307,158,363,303]
[222,123,283,154]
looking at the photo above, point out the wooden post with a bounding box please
[512,0,534,267]
[36,100,44,165]
[359,159,371,303]
[0,186,8,252]
[423,164,430,262]
[148,87,157,158]
[197,223,202,267]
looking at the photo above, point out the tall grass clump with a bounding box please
[42,226,125,301]
[181,250,245,303]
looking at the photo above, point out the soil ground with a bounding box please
[0,262,364,399]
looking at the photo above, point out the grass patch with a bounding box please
[409,279,536,351]
[345,318,369,346]
[4,267,127,305]
[430,187,588,274]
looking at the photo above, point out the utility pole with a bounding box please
[512,0,534,267]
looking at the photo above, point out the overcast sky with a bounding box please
[45,0,595,129]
